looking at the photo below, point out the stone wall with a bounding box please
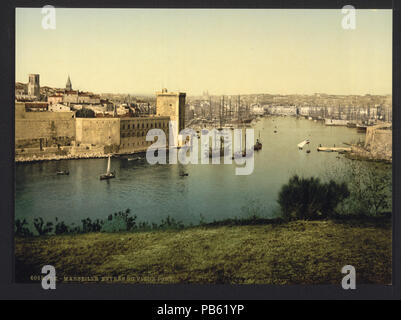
[364,123,392,161]
[15,102,76,148]
[75,118,120,147]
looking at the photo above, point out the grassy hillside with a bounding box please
[15,219,391,285]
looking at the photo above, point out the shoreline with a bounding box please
[15,150,149,164]
[345,145,392,164]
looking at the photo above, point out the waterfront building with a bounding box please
[119,117,170,153]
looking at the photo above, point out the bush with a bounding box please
[75,108,95,118]
[278,175,350,221]
[55,220,70,235]
[15,219,33,237]
[340,162,392,216]
[33,217,53,236]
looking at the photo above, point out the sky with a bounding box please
[16,8,392,96]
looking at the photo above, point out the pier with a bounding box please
[317,147,351,153]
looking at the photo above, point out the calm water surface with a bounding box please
[16,117,368,226]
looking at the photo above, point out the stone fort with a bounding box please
[15,89,185,160]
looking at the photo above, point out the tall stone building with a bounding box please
[27,74,40,98]
[156,88,186,146]
[66,75,72,91]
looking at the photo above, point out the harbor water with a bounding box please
[16,117,381,227]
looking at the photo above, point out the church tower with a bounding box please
[66,75,72,91]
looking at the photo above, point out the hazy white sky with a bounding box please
[16,8,392,96]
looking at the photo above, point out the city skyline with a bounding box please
[16,8,392,96]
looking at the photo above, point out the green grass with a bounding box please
[15,219,391,285]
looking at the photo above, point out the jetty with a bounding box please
[317,147,351,153]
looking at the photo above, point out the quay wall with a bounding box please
[364,123,392,160]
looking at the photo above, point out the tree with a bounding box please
[339,162,392,216]
[75,108,95,118]
[278,175,350,221]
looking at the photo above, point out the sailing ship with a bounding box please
[100,155,115,180]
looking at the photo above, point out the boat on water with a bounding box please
[254,131,262,150]
[297,139,310,150]
[100,155,115,180]
[56,170,69,175]
[254,139,262,150]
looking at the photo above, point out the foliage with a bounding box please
[278,175,350,221]
[332,161,392,216]
[75,108,95,118]
[15,219,33,237]
[33,218,53,236]
[55,220,70,235]
[82,218,104,233]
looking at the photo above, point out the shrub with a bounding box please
[55,220,70,235]
[75,108,95,118]
[33,217,53,236]
[341,162,392,216]
[15,219,33,237]
[82,218,104,233]
[278,175,350,221]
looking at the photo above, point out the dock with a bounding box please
[317,147,351,153]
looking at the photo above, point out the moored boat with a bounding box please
[297,139,310,150]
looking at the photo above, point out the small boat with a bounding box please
[254,132,262,151]
[56,170,69,175]
[180,173,189,177]
[254,139,262,150]
[100,155,115,180]
[297,139,310,150]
